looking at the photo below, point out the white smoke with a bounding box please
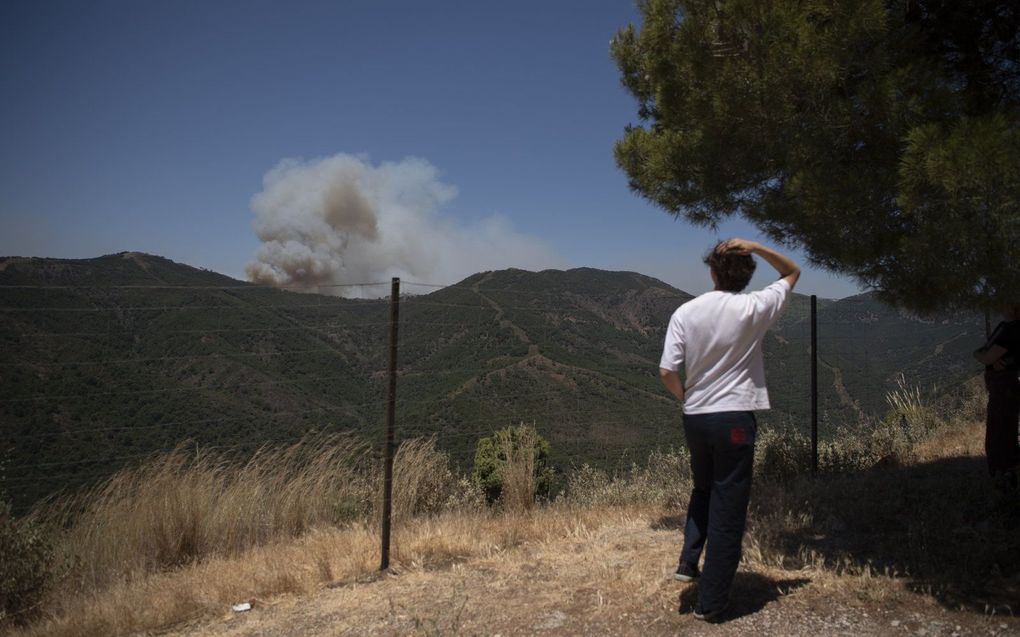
[245,154,565,294]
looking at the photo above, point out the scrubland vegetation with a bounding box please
[2,376,1017,636]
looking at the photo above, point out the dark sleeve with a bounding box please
[993,322,1020,355]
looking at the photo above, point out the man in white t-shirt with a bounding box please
[659,238,800,622]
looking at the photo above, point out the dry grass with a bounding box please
[11,523,378,637]
[9,434,471,631]
[496,426,538,513]
[34,434,378,594]
[10,504,648,637]
[742,378,1020,613]
[390,437,482,522]
[8,375,1015,636]
[62,436,473,578]
[565,447,691,509]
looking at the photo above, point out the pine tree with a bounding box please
[612,0,1020,312]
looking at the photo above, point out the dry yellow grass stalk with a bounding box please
[9,377,1013,637]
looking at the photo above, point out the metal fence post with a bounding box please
[381,277,399,571]
[810,294,818,474]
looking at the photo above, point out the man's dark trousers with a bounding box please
[985,370,1020,475]
[679,410,756,611]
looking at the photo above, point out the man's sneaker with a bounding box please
[674,560,700,582]
[693,603,727,622]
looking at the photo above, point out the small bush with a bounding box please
[565,448,691,508]
[565,463,613,507]
[441,477,487,513]
[634,448,691,508]
[392,437,471,521]
[0,497,53,625]
[953,376,987,424]
[472,424,552,509]
[755,427,812,483]
[884,374,942,439]
[755,378,956,481]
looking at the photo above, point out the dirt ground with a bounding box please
[163,512,1020,637]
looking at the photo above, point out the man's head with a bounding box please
[704,240,756,292]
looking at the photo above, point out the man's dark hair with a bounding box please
[703,241,756,292]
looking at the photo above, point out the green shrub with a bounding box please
[0,497,53,625]
[471,424,552,507]
[755,427,812,483]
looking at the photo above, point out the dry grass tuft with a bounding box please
[756,377,987,479]
[12,523,379,637]
[391,437,482,522]
[9,375,1013,636]
[14,435,476,623]
[496,427,539,513]
[35,434,377,594]
[742,378,1020,612]
[565,447,691,509]
[11,505,646,637]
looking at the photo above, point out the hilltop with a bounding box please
[0,252,985,509]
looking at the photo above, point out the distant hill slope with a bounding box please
[0,253,985,509]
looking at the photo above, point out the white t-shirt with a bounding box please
[659,279,792,414]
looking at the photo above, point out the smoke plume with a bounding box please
[246,154,564,294]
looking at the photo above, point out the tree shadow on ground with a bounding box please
[752,454,1020,615]
[676,572,810,622]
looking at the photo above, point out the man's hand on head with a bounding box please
[720,239,801,289]
[719,239,758,256]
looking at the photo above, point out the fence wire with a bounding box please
[0,277,988,514]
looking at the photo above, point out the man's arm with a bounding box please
[975,321,1015,368]
[975,344,1008,366]
[659,368,685,403]
[721,239,801,290]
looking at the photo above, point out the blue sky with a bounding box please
[0,0,863,298]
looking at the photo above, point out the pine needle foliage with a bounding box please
[612,0,1020,312]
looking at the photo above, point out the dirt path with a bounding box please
[471,274,538,355]
[163,514,1018,637]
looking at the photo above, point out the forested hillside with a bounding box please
[0,253,985,509]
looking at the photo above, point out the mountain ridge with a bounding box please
[0,253,984,510]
